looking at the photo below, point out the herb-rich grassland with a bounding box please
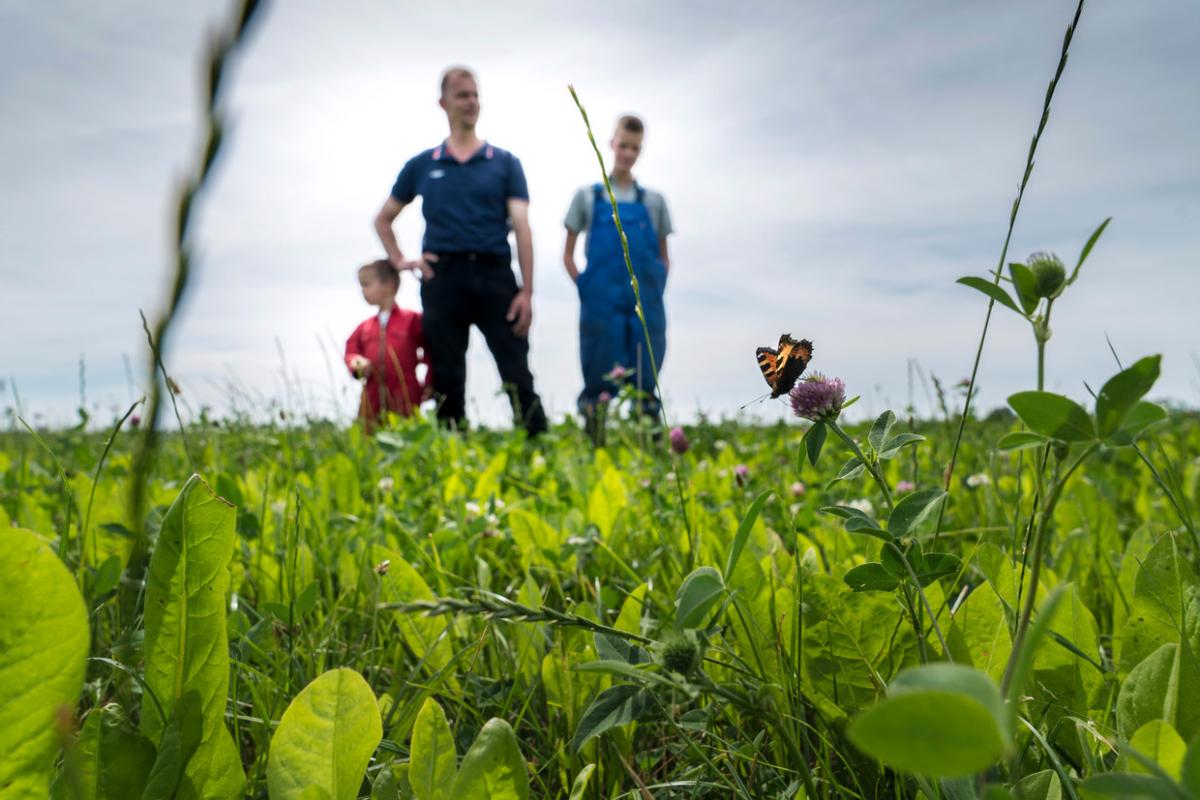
[2,394,1198,798]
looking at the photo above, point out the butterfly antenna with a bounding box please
[739,392,772,410]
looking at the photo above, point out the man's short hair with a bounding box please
[360,258,399,286]
[615,114,644,135]
[440,66,477,97]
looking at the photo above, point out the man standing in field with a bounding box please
[374,66,547,437]
[563,114,672,439]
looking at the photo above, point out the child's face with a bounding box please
[359,272,397,307]
[610,129,643,173]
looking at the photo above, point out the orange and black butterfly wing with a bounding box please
[756,346,783,393]
[769,335,814,398]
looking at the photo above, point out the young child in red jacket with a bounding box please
[345,259,432,427]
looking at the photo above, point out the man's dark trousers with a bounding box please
[421,252,547,436]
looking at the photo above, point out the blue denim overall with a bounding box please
[577,183,667,414]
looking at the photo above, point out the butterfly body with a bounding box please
[756,334,813,398]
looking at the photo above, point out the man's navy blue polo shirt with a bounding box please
[391,141,529,256]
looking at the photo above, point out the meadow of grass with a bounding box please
[5,0,1200,797]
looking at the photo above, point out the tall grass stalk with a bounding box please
[934,0,1085,534]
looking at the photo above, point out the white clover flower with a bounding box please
[377,476,395,492]
[531,453,547,471]
[270,500,287,515]
[847,498,875,516]
[493,498,506,510]
[465,501,482,519]
[966,473,992,488]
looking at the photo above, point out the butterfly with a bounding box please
[756,334,814,398]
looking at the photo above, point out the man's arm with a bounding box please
[659,236,671,276]
[507,198,534,337]
[563,229,581,282]
[374,197,408,269]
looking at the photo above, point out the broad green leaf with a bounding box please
[822,505,888,540]
[587,465,628,538]
[140,692,203,800]
[1119,533,1200,678]
[954,583,1012,684]
[567,764,596,800]
[888,489,946,537]
[868,411,897,452]
[1079,772,1179,799]
[1108,401,1168,445]
[1008,262,1040,314]
[267,668,383,800]
[451,718,529,799]
[571,685,651,753]
[409,697,456,800]
[1096,356,1161,437]
[878,432,925,460]
[803,420,827,467]
[472,452,508,503]
[674,567,725,630]
[1128,720,1187,780]
[0,527,89,797]
[1008,391,1095,442]
[997,431,1049,452]
[1067,216,1111,286]
[844,563,900,593]
[848,666,1007,776]
[957,276,1024,315]
[1014,769,1061,800]
[1118,643,1200,741]
[374,548,457,683]
[140,475,243,800]
[724,490,771,582]
[613,583,648,637]
[64,705,155,800]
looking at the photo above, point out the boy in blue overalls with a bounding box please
[563,115,673,442]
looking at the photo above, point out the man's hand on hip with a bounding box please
[507,289,533,337]
[403,252,439,282]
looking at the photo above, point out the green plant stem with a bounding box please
[79,399,143,582]
[827,420,894,511]
[934,0,1085,540]
[1001,441,1097,692]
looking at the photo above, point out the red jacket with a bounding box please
[345,307,430,421]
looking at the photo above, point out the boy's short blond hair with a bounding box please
[359,258,399,286]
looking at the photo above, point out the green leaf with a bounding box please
[1067,216,1111,286]
[1118,533,1200,679]
[997,431,1049,452]
[0,527,89,797]
[1008,262,1040,314]
[674,567,725,630]
[803,420,827,467]
[567,764,596,800]
[868,411,897,452]
[1183,734,1200,795]
[571,685,651,753]
[267,668,384,800]
[821,505,887,539]
[1013,769,1061,800]
[1096,356,1161,437]
[957,276,1024,316]
[829,456,866,485]
[1079,772,1180,799]
[140,692,203,800]
[139,475,244,800]
[1108,401,1168,445]
[843,563,901,593]
[888,489,947,537]
[723,491,771,583]
[878,432,925,460]
[1118,643,1200,742]
[593,632,648,666]
[848,664,1008,776]
[451,718,529,799]
[409,697,456,800]
[1128,720,1187,780]
[1004,587,1067,733]
[1008,391,1095,442]
[57,704,156,800]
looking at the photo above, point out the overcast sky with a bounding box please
[2,1,1197,428]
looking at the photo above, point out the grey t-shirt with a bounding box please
[563,182,673,246]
